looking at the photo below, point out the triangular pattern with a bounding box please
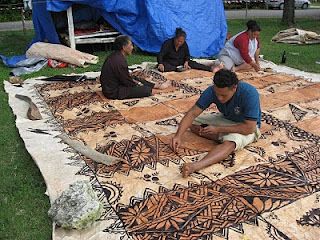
[297,208,320,227]
[289,103,308,121]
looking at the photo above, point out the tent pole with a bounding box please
[245,1,248,19]
[67,6,76,49]
[21,7,26,35]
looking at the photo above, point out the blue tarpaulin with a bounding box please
[0,54,47,76]
[32,0,227,57]
[32,0,60,45]
[0,55,27,67]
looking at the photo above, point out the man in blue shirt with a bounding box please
[171,69,261,177]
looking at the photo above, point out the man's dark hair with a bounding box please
[114,35,131,51]
[175,27,187,39]
[213,69,239,88]
[246,20,261,32]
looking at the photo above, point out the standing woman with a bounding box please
[157,28,213,72]
[218,20,261,72]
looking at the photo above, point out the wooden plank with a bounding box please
[75,31,120,39]
[67,6,76,49]
[75,37,117,44]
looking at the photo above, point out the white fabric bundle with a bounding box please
[26,42,98,67]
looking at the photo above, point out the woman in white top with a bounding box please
[215,20,261,72]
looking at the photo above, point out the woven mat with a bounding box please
[5,65,320,240]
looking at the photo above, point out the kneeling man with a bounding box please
[171,69,261,177]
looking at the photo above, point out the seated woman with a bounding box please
[215,20,262,72]
[157,28,214,72]
[100,35,170,100]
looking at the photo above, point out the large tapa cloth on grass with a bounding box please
[4,63,320,240]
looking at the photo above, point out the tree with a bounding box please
[282,0,295,26]
[1,0,20,4]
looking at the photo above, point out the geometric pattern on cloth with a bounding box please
[289,103,308,121]
[32,69,320,240]
[117,144,319,240]
[297,208,320,227]
[91,135,202,177]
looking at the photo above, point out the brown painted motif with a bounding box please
[91,135,201,177]
[34,70,320,240]
[118,144,319,240]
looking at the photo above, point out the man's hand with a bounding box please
[171,135,182,152]
[158,64,165,72]
[184,61,191,69]
[251,62,261,72]
[171,105,203,152]
[200,126,220,136]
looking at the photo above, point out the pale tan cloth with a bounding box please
[26,42,98,67]
[272,28,320,44]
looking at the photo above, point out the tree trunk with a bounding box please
[282,0,295,26]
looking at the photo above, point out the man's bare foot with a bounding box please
[182,162,196,178]
[211,62,224,73]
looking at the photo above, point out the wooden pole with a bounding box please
[67,6,76,49]
[21,7,26,35]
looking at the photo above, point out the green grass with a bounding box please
[0,18,319,239]
[311,2,320,7]
[0,31,52,239]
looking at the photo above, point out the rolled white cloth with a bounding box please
[26,42,98,67]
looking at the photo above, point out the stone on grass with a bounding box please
[48,180,103,230]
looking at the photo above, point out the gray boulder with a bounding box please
[48,180,103,229]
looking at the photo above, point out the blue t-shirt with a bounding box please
[196,82,261,127]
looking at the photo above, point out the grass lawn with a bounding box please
[0,18,319,239]
[311,2,320,7]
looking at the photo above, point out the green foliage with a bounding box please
[0,1,32,23]
[0,9,28,23]
[1,0,21,4]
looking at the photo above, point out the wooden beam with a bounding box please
[67,6,76,49]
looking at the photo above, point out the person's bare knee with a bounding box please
[221,141,236,154]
